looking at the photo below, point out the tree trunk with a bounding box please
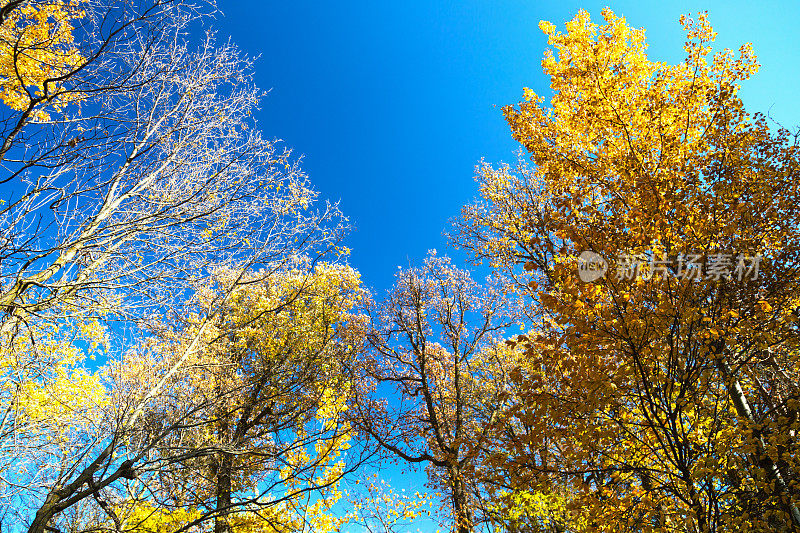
[215,451,233,533]
[214,403,233,533]
[450,464,473,533]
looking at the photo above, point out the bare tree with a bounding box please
[350,252,518,533]
[0,0,343,329]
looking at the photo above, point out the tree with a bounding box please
[461,10,800,531]
[351,251,518,533]
[0,1,346,530]
[0,306,111,529]
[0,0,343,330]
[112,261,367,533]
[458,9,800,532]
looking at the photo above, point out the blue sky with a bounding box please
[215,1,800,527]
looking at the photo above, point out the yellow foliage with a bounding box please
[118,503,203,533]
[461,9,800,533]
[0,0,85,118]
[1,314,109,444]
[133,260,365,532]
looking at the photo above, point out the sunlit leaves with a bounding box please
[459,8,800,533]
[0,0,85,118]
[127,261,366,532]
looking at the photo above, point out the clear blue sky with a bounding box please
[215,1,800,527]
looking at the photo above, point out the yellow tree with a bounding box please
[0,310,110,528]
[110,261,367,533]
[458,9,800,533]
[0,0,84,114]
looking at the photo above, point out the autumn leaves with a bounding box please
[1,3,798,532]
[458,8,800,533]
